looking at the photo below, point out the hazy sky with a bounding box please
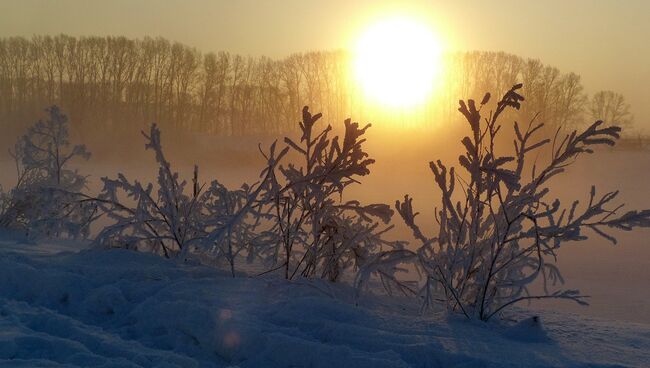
[1,0,648,128]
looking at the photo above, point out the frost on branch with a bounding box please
[198,144,287,276]
[89,107,397,282]
[362,84,650,320]
[93,123,286,270]
[0,106,94,238]
[93,124,203,257]
[261,107,400,281]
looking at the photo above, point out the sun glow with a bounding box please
[353,17,443,108]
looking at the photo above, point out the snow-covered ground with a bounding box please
[1,236,648,368]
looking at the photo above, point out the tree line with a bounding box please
[0,35,634,140]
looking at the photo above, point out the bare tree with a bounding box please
[589,90,634,132]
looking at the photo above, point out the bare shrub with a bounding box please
[92,124,286,265]
[92,124,205,257]
[260,107,398,281]
[90,108,396,282]
[0,106,95,238]
[359,84,650,320]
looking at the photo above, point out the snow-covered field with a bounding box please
[1,236,648,368]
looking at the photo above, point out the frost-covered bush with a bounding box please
[0,106,95,238]
[360,85,650,320]
[199,180,261,274]
[199,147,286,275]
[92,108,396,281]
[260,107,399,281]
[93,124,286,268]
[93,124,204,257]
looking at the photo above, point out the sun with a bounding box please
[353,17,443,108]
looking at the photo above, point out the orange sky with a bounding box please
[1,0,648,128]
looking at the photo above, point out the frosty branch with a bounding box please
[363,84,650,321]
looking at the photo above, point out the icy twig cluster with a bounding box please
[91,124,284,270]
[89,107,396,280]
[260,107,399,281]
[359,84,650,320]
[0,106,95,238]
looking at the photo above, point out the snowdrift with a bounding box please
[0,238,648,367]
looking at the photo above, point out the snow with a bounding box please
[0,236,648,367]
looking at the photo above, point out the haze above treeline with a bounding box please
[0,35,637,140]
[0,0,647,131]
